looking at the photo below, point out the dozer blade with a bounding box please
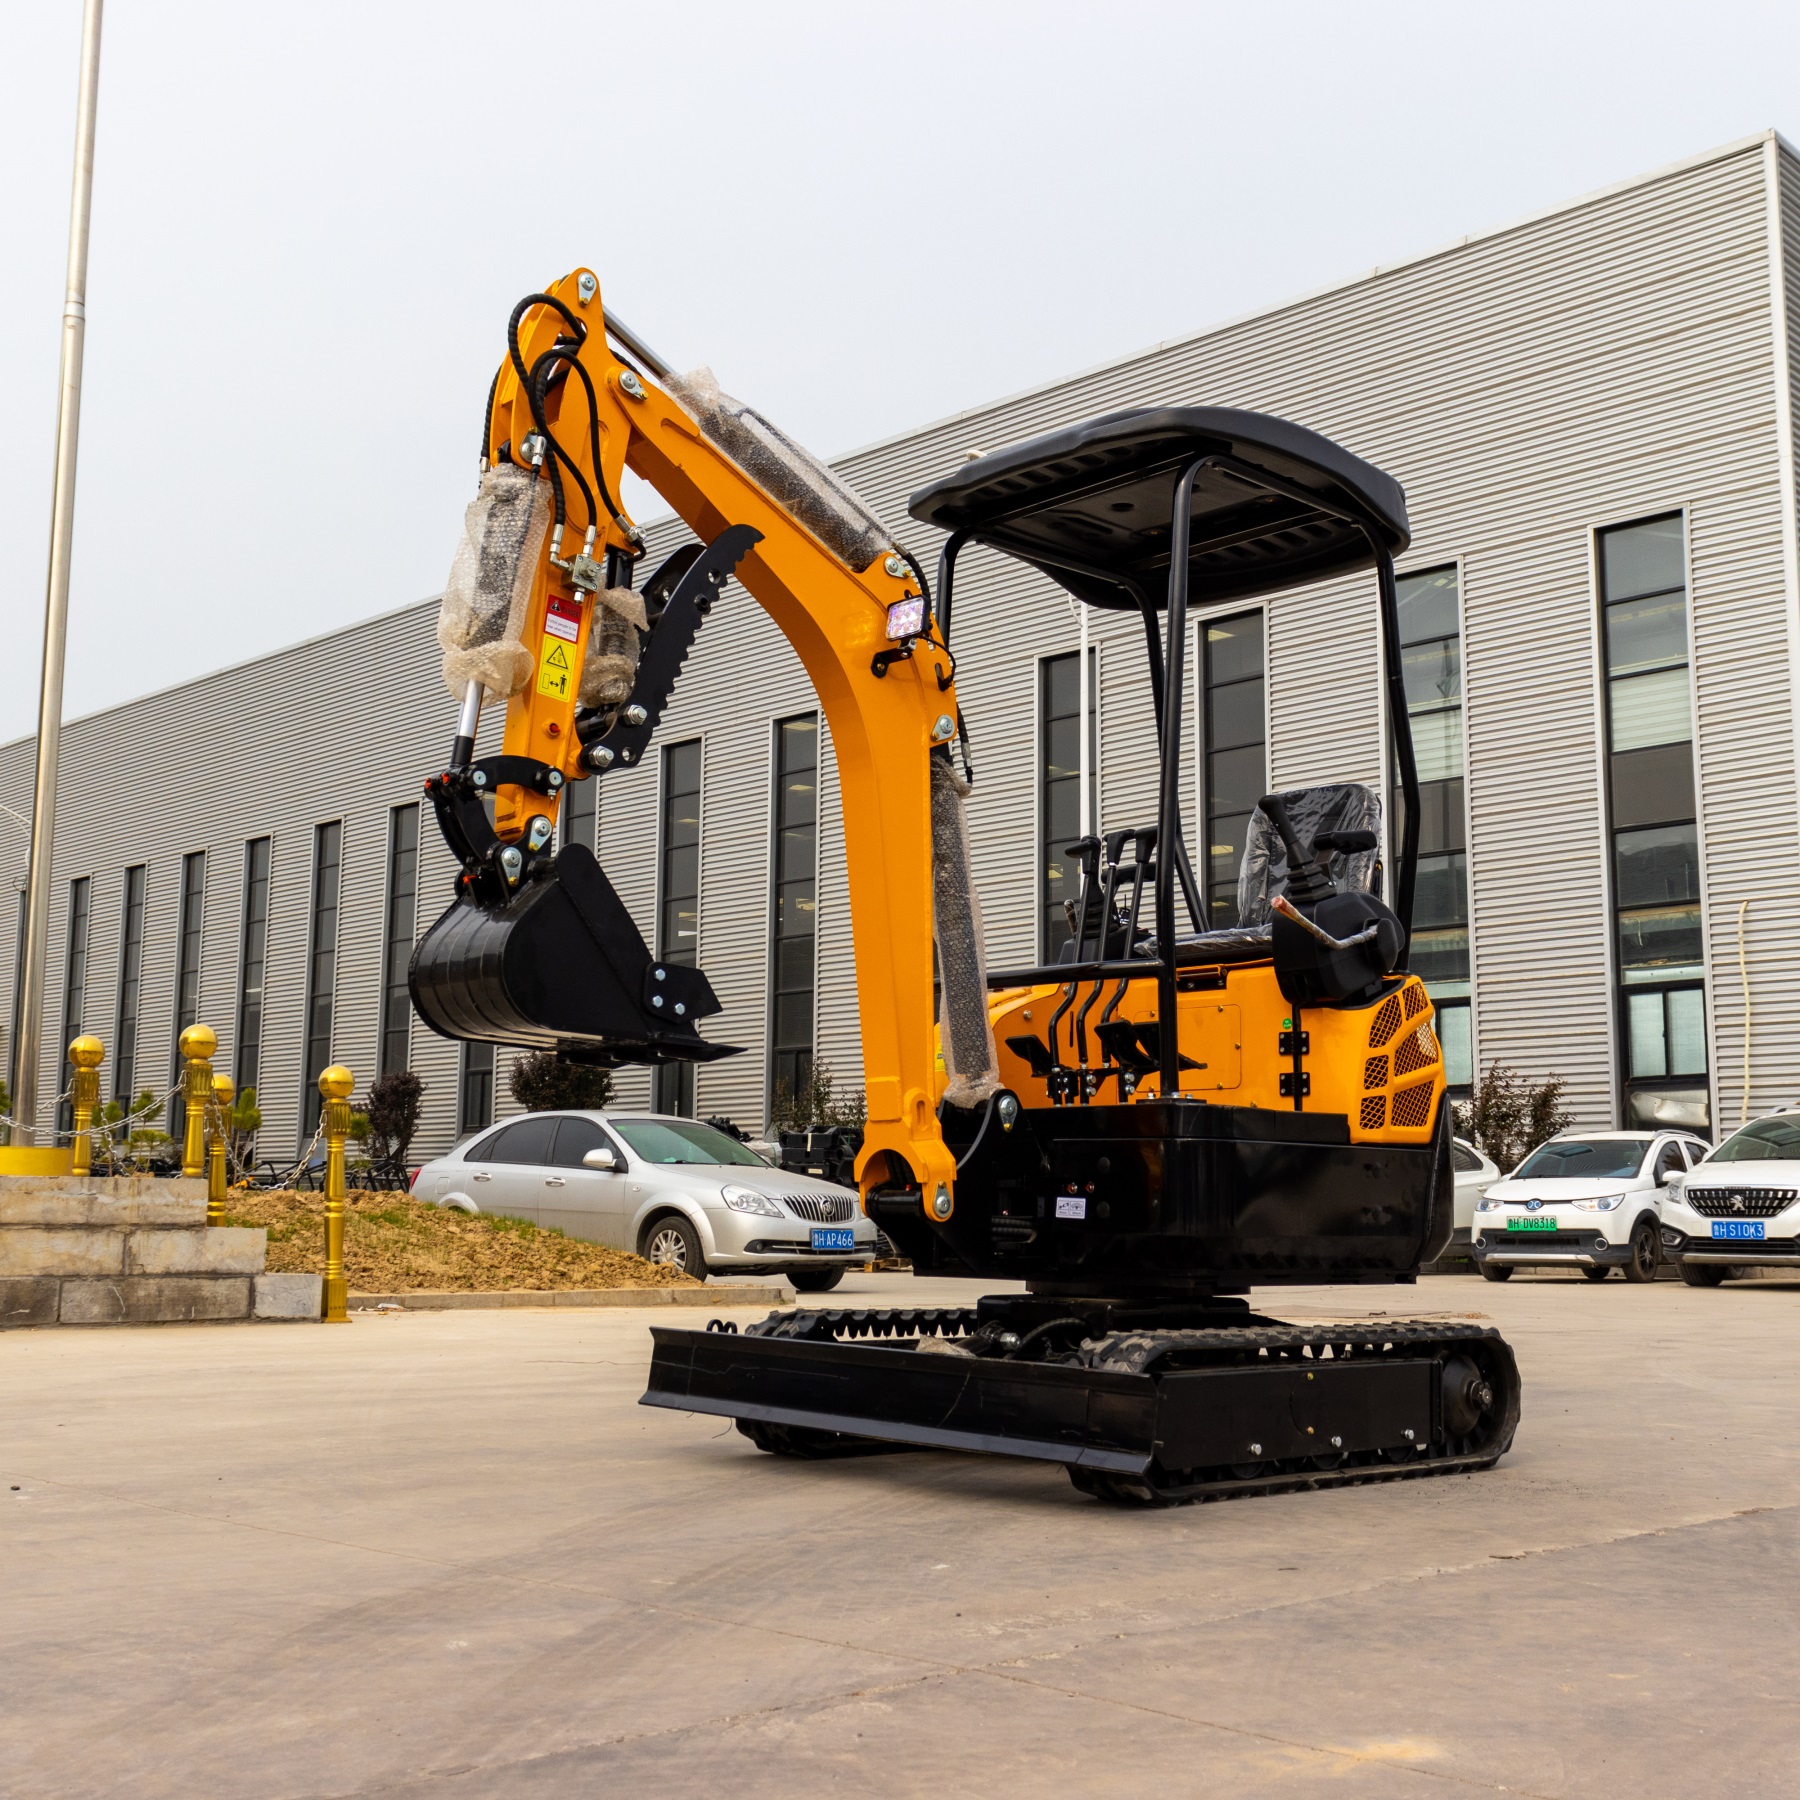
[409,841,741,1066]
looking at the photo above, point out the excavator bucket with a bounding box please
[409,841,740,1067]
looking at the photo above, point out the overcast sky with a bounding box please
[2,0,1798,741]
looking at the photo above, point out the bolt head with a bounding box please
[1403,1428,1416,1441]
[576,271,598,305]
[500,847,523,879]
[1330,1435,1343,1449]
[547,770,563,788]
[654,967,666,981]
[623,703,647,726]
[673,1003,686,1017]
[1248,1443,1263,1457]
[587,745,614,771]
[472,769,488,787]
[883,554,907,579]
[618,369,645,400]
[932,714,955,741]
[179,1024,217,1062]
[651,995,664,1008]
[930,1184,953,1220]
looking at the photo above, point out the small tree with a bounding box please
[509,1051,615,1113]
[226,1085,263,1176]
[362,1070,425,1170]
[1453,1064,1574,1173]
[769,1059,867,1135]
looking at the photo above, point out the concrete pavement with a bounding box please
[3,1269,1798,1797]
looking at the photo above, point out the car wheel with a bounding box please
[1478,1260,1513,1282]
[1582,1266,1610,1281]
[1679,1260,1728,1287]
[641,1214,706,1279]
[790,1266,845,1294]
[1621,1219,1660,1283]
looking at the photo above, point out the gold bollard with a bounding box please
[178,1025,218,1179]
[319,1065,354,1323]
[69,1036,104,1177]
[207,1073,234,1225]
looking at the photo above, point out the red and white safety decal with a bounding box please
[544,591,583,643]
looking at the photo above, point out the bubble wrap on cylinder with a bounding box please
[662,366,896,573]
[931,751,999,1109]
[437,464,549,698]
[581,586,647,708]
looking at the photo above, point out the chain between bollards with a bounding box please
[207,1072,234,1225]
[319,1065,354,1323]
[69,1035,103,1176]
[178,1025,217,1180]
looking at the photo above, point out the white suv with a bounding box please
[1471,1130,1711,1283]
[1660,1111,1800,1286]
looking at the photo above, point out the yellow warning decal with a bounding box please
[536,637,574,700]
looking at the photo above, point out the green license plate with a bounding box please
[1507,1216,1558,1231]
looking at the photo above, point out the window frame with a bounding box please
[1035,646,1100,963]
[379,803,420,1078]
[654,738,704,1117]
[766,711,820,1120]
[234,837,272,1097]
[301,821,344,1143]
[1197,605,1268,931]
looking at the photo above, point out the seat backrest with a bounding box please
[1236,784,1382,925]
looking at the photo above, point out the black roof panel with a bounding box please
[907,406,1409,610]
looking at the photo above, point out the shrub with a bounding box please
[362,1070,425,1167]
[1453,1064,1574,1173]
[769,1060,866,1134]
[509,1051,615,1113]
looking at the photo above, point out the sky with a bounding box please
[2,0,1799,742]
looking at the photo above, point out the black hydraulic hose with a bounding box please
[530,350,593,531]
[557,343,633,546]
[502,293,588,527]
[934,532,967,642]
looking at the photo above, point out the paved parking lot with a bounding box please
[4,1269,1798,1798]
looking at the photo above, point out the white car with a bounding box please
[1470,1129,1711,1283]
[414,1110,879,1293]
[1659,1111,1800,1286]
[1448,1137,1501,1253]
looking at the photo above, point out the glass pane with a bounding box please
[490,1116,558,1165]
[1626,1085,1710,1131]
[1601,516,1685,602]
[550,1117,614,1168]
[1628,991,1667,1078]
[1666,987,1707,1076]
[1205,611,1262,685]
[1436,1000,1473,1087]
[1395,567,1459,646]
[1614,824,1699,907]
[1604,591,1688,676]
[1409,927,1469,985]
[1618,904,1704,979]
[1406,777,1465,856]
[1208,745,1266,815]
[1408,707,1464,783]
[1402,638,1461,711]
[1413,853,1468,930]
[1609,667,1692,752]
[1206,678,1263,751]
[1610,744,1695,830]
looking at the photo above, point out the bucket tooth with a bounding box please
[409,841,740,1066]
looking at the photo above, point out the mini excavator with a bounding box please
[410,270,1521,1504]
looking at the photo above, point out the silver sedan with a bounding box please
[414,1110,877,1293]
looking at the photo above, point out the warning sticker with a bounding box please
[1055,1194,1087,1220]
[536,637,574,700]
[544,591,582,643]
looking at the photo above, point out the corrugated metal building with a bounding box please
[4,131,1797,1158]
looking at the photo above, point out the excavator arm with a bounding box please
[411,269,965,1208]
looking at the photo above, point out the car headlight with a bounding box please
[1477,1197,1504,1211]
[720,1185,784,1217]
[1571,1194,1625,1212]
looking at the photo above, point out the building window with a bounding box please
[1201,612,1266,928]
[301,822,342,1140]
[1038,649,1097,960]
[654,741,701,1116]
[1600,515,1706,1130]
[168,852,207,1144]
[57,877,92,1137]
[459,1041,495,1133]
[560,773,597,853]
[114,865,146,1102]
[235,838,271,1096]
[770,714,818,1113]
[1391,567,1473,1090]
[380,804,419,1076]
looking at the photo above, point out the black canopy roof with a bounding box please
[907,406,1410,611]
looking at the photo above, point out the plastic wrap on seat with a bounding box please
[930,751,999,1109]
[581,584,648,708]
[662,367,896,573]
[438,464,550,698]
[1237,784,1382,924]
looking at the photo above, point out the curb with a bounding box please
[348,1283,792,1312]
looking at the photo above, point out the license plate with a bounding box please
[1711,1219,1765,1240]
[1507,1217,1558,1231]
[811,1226,855,1252]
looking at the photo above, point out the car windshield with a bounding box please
[610,1118,767,1167]
[1709,1116,1800,1163]
[1514,1140,1647,1180]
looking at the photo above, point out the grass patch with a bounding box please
[221,1189,699,1293]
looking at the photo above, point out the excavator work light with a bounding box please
[885,595,927,640]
